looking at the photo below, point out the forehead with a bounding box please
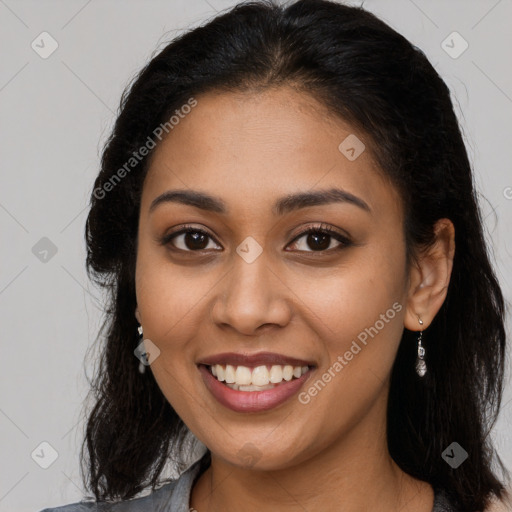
[142,87,400,220]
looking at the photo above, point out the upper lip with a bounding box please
[197,352,315,368]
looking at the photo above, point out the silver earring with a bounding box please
[415,318,426,377]
[137,324,145,374]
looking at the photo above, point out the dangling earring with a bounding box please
[137,324,145,374]
[415,318,426,377]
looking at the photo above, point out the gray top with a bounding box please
[40,454,457,511]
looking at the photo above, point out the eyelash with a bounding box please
[160,222,352,254]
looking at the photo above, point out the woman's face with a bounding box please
[135,87,410,470]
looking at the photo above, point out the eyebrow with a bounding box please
[149,187,371,216]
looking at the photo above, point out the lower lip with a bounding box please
[199,365,313,413]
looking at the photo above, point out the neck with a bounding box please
[190,394,434,512]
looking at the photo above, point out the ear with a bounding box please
[404,218,455,331]
[135,307,141,324]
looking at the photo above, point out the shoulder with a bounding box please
[37,480,179,512]
[39,504,97,512]
[38,454,210,512]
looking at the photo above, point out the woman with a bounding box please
[41,0,511,510]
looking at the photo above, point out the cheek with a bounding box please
[135,252,210,345]
[293,245,406,346]
[135,257,205,416]
[316,249,406,391]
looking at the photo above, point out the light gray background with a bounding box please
[1,1,511,510]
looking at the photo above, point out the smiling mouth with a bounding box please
[205,363,311,391]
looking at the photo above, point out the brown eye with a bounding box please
[288,224,352,253]
[161,227,221,252]
[303,232,332,251]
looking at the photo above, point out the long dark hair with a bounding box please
[82,0,508,509]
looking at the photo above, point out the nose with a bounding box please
[210,250,292,336]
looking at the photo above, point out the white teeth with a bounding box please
[269,365,283,383]
[235,366,252,385]
[252,366,270,386]
[238,384,274,391]
[209,363,310,388]
[283,365,293,381]
[225,365,236,384]
[216,365,225,382]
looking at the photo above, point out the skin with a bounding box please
[134,86,456,511]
